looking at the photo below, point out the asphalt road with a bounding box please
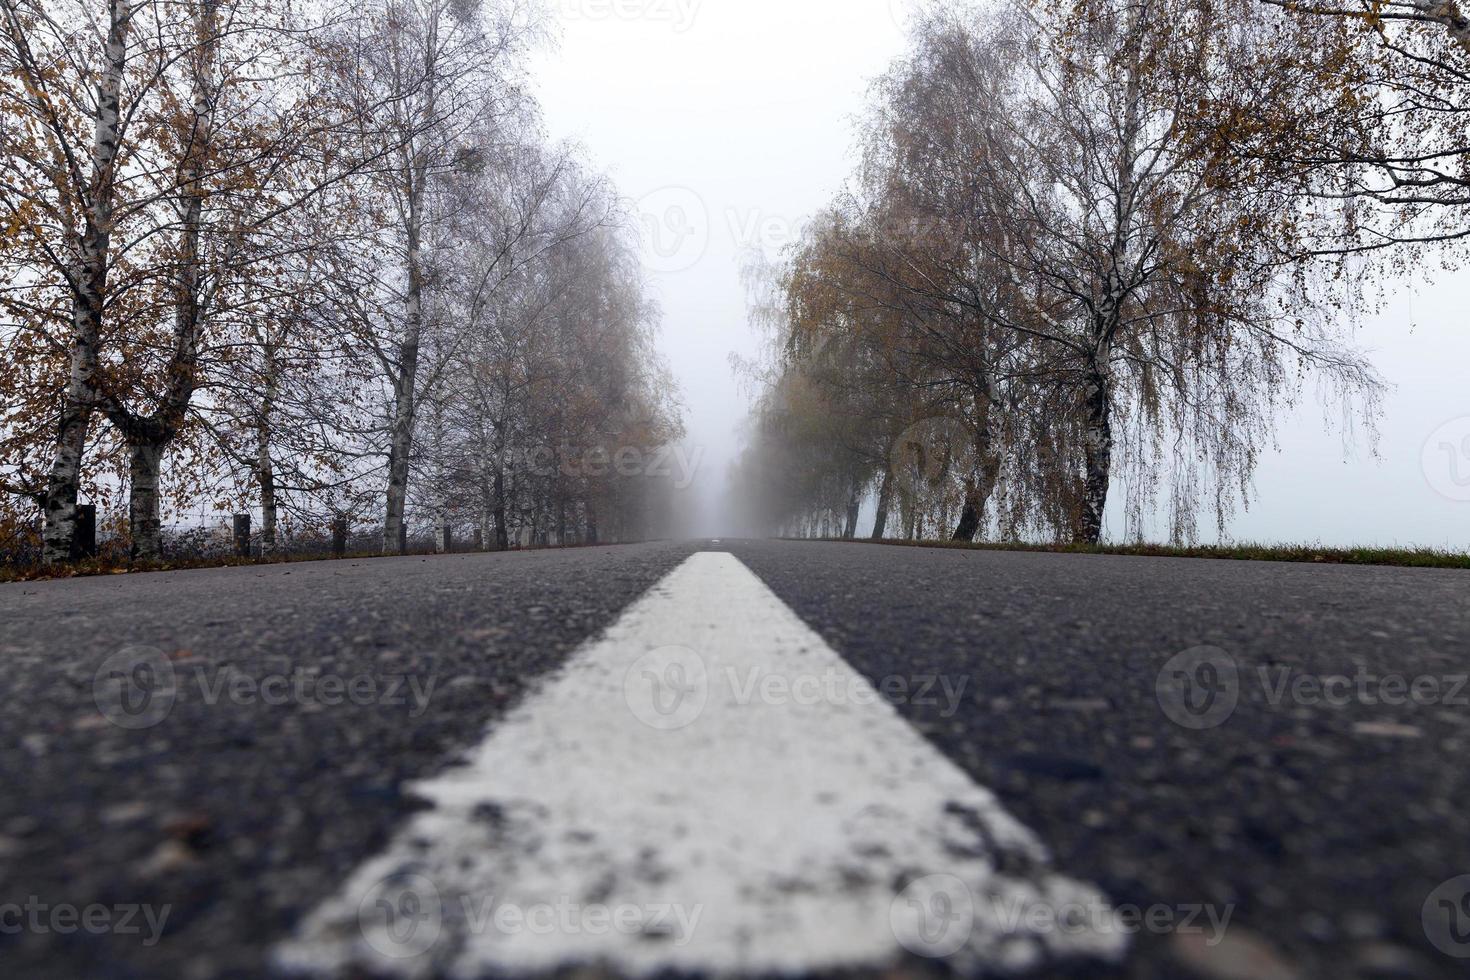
[1,540,1467,979]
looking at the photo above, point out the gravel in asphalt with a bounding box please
[1,540,1467,980]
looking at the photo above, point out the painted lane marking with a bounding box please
[275,552,1126,977]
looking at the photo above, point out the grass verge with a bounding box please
[0,547,481,584]
[793,537,1470,570]
[7,536,1466,581]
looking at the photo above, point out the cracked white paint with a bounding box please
[275,552,1126,977]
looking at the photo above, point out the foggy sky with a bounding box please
[531,0,1470,549]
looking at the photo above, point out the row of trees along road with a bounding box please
[0,0,684,564]
[731,0,1470,545]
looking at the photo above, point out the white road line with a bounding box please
[275,552,1126,978]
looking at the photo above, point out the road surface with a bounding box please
[1,540,1467,979]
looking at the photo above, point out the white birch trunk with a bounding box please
[257,418,278,557]
[382,245,422,554]
[871,468,893,540]
[127,441,163,561]
[114,0,218,561]
[40,0,132,564]
[1079,341,1114,545]
[842,482,861,540]
[381,4,442,556]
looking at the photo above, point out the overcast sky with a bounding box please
[530,0,1470,549]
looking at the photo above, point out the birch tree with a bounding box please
[735,0,1385,546]
[338,0,538,555]
[437,189,679,549]
[1244,0,1470,254]
[778,210,952,539]
[902,0,1380,543]
[1,0,142,561]
[92,0,406,558]
[2,0,416,560]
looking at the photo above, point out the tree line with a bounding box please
[733,0,1464,545]
[0,0,683,565]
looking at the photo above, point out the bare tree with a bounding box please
[1248,0,1470,252]
[734,0,1385,547]
[2,0,428,560]
[334,0,540,555]
[895,0,1380,543]
[1,0,139,561]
